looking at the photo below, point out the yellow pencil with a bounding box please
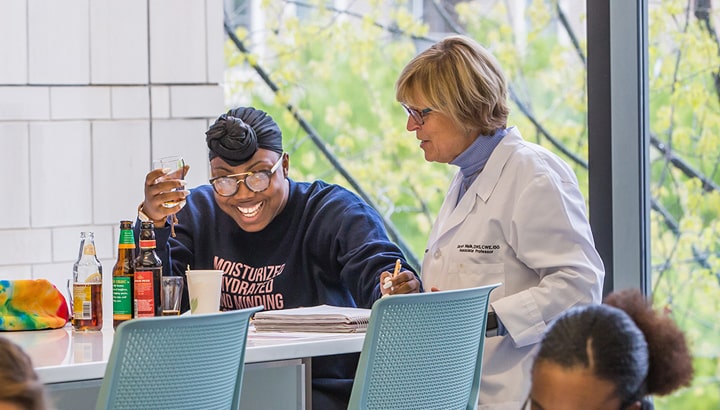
[383,259,402,295]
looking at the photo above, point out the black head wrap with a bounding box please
[205,107,283,166]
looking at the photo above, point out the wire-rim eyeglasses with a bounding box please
[401,103,433,125]
[209,154,284,196]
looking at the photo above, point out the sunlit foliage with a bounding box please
[224,0,720,406]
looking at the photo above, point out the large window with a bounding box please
[223,0,717,406]
[224,0,591,265]
[647,0,720,407]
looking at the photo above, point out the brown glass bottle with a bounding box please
[112,221,135,328]
[72,231,103,331]
[134,221,163,317]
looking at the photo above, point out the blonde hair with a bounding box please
[395,35,509,136]
[0,337,48,410]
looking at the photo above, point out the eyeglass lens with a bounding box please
[211,155,283,196]
[402,104,427,125]
[213,172,271,196]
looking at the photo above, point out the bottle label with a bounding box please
[83,271,102,283]
[113,276,133,319]
[139,240,156,249]
[135,270,156,317]
[119,228,135,246]
[73,283,93,320]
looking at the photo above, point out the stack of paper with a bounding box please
[253,304,371,333]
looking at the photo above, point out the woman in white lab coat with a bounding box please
[395,35,605,409]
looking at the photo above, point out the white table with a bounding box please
[3,324,365,410]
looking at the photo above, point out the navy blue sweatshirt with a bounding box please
[141,179,418,409]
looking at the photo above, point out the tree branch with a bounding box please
[429,0,465,34]
[693,0,720,104]
[556,2,586,65]
[223,17,422,270]
[650,134,720,192]
[509,86,588,168]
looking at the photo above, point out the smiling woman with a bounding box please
[210,148,289,233]
[134,106,422,410]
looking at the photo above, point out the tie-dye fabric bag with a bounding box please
[0,279,70,331]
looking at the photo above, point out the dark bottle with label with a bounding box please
[134,221,163,317]
[112,220,135,328]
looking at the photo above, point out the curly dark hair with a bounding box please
[534,289,693,405]
[604,289,694,396]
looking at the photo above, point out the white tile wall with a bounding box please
[149,0,207,83]
[0,123,31,228]
[1,1,224,292]
[0,87,50,121]
[151,86,171,118]
[111,221,124,260]
[90,0,149,85]
[28,0,90,84]
[0,265,32,280]
[206,0,225,84]
[29,121,93,227]
[91,120,151,224]
[151,119,211,189]
[112,87,150,119]
[170,85,225,118]
[51,87,112,120]
[53,225,115,263]
[0,229,52,265]
[0,2,28,84]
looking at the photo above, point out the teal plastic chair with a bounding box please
[348,284,500,410]
[95,306,263,410]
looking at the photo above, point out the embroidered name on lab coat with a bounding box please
[457,244,500,254]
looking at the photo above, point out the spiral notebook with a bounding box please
[253,304,371,333]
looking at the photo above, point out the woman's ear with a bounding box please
[282,152,289,177]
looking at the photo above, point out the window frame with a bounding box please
[587,0,650,296]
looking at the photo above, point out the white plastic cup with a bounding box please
[185,270,223,314]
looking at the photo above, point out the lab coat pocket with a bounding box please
[446,262,505,298]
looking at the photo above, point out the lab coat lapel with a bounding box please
[426,173,462,244]
[428,128,521,243]
[472,129,519,202]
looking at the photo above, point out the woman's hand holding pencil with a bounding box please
[380,258,422,297]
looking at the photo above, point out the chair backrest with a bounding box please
[95,306,263,410]
[347,284,500,410]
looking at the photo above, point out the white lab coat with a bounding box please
[421,128,604,409]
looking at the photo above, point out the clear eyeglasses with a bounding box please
[401,103,433,125]
[209,155,283,196]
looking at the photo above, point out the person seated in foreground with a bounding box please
[0,336,49,410]
[527,288,694,410]
[137,106,422,409]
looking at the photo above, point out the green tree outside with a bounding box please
[223,0,719,406]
